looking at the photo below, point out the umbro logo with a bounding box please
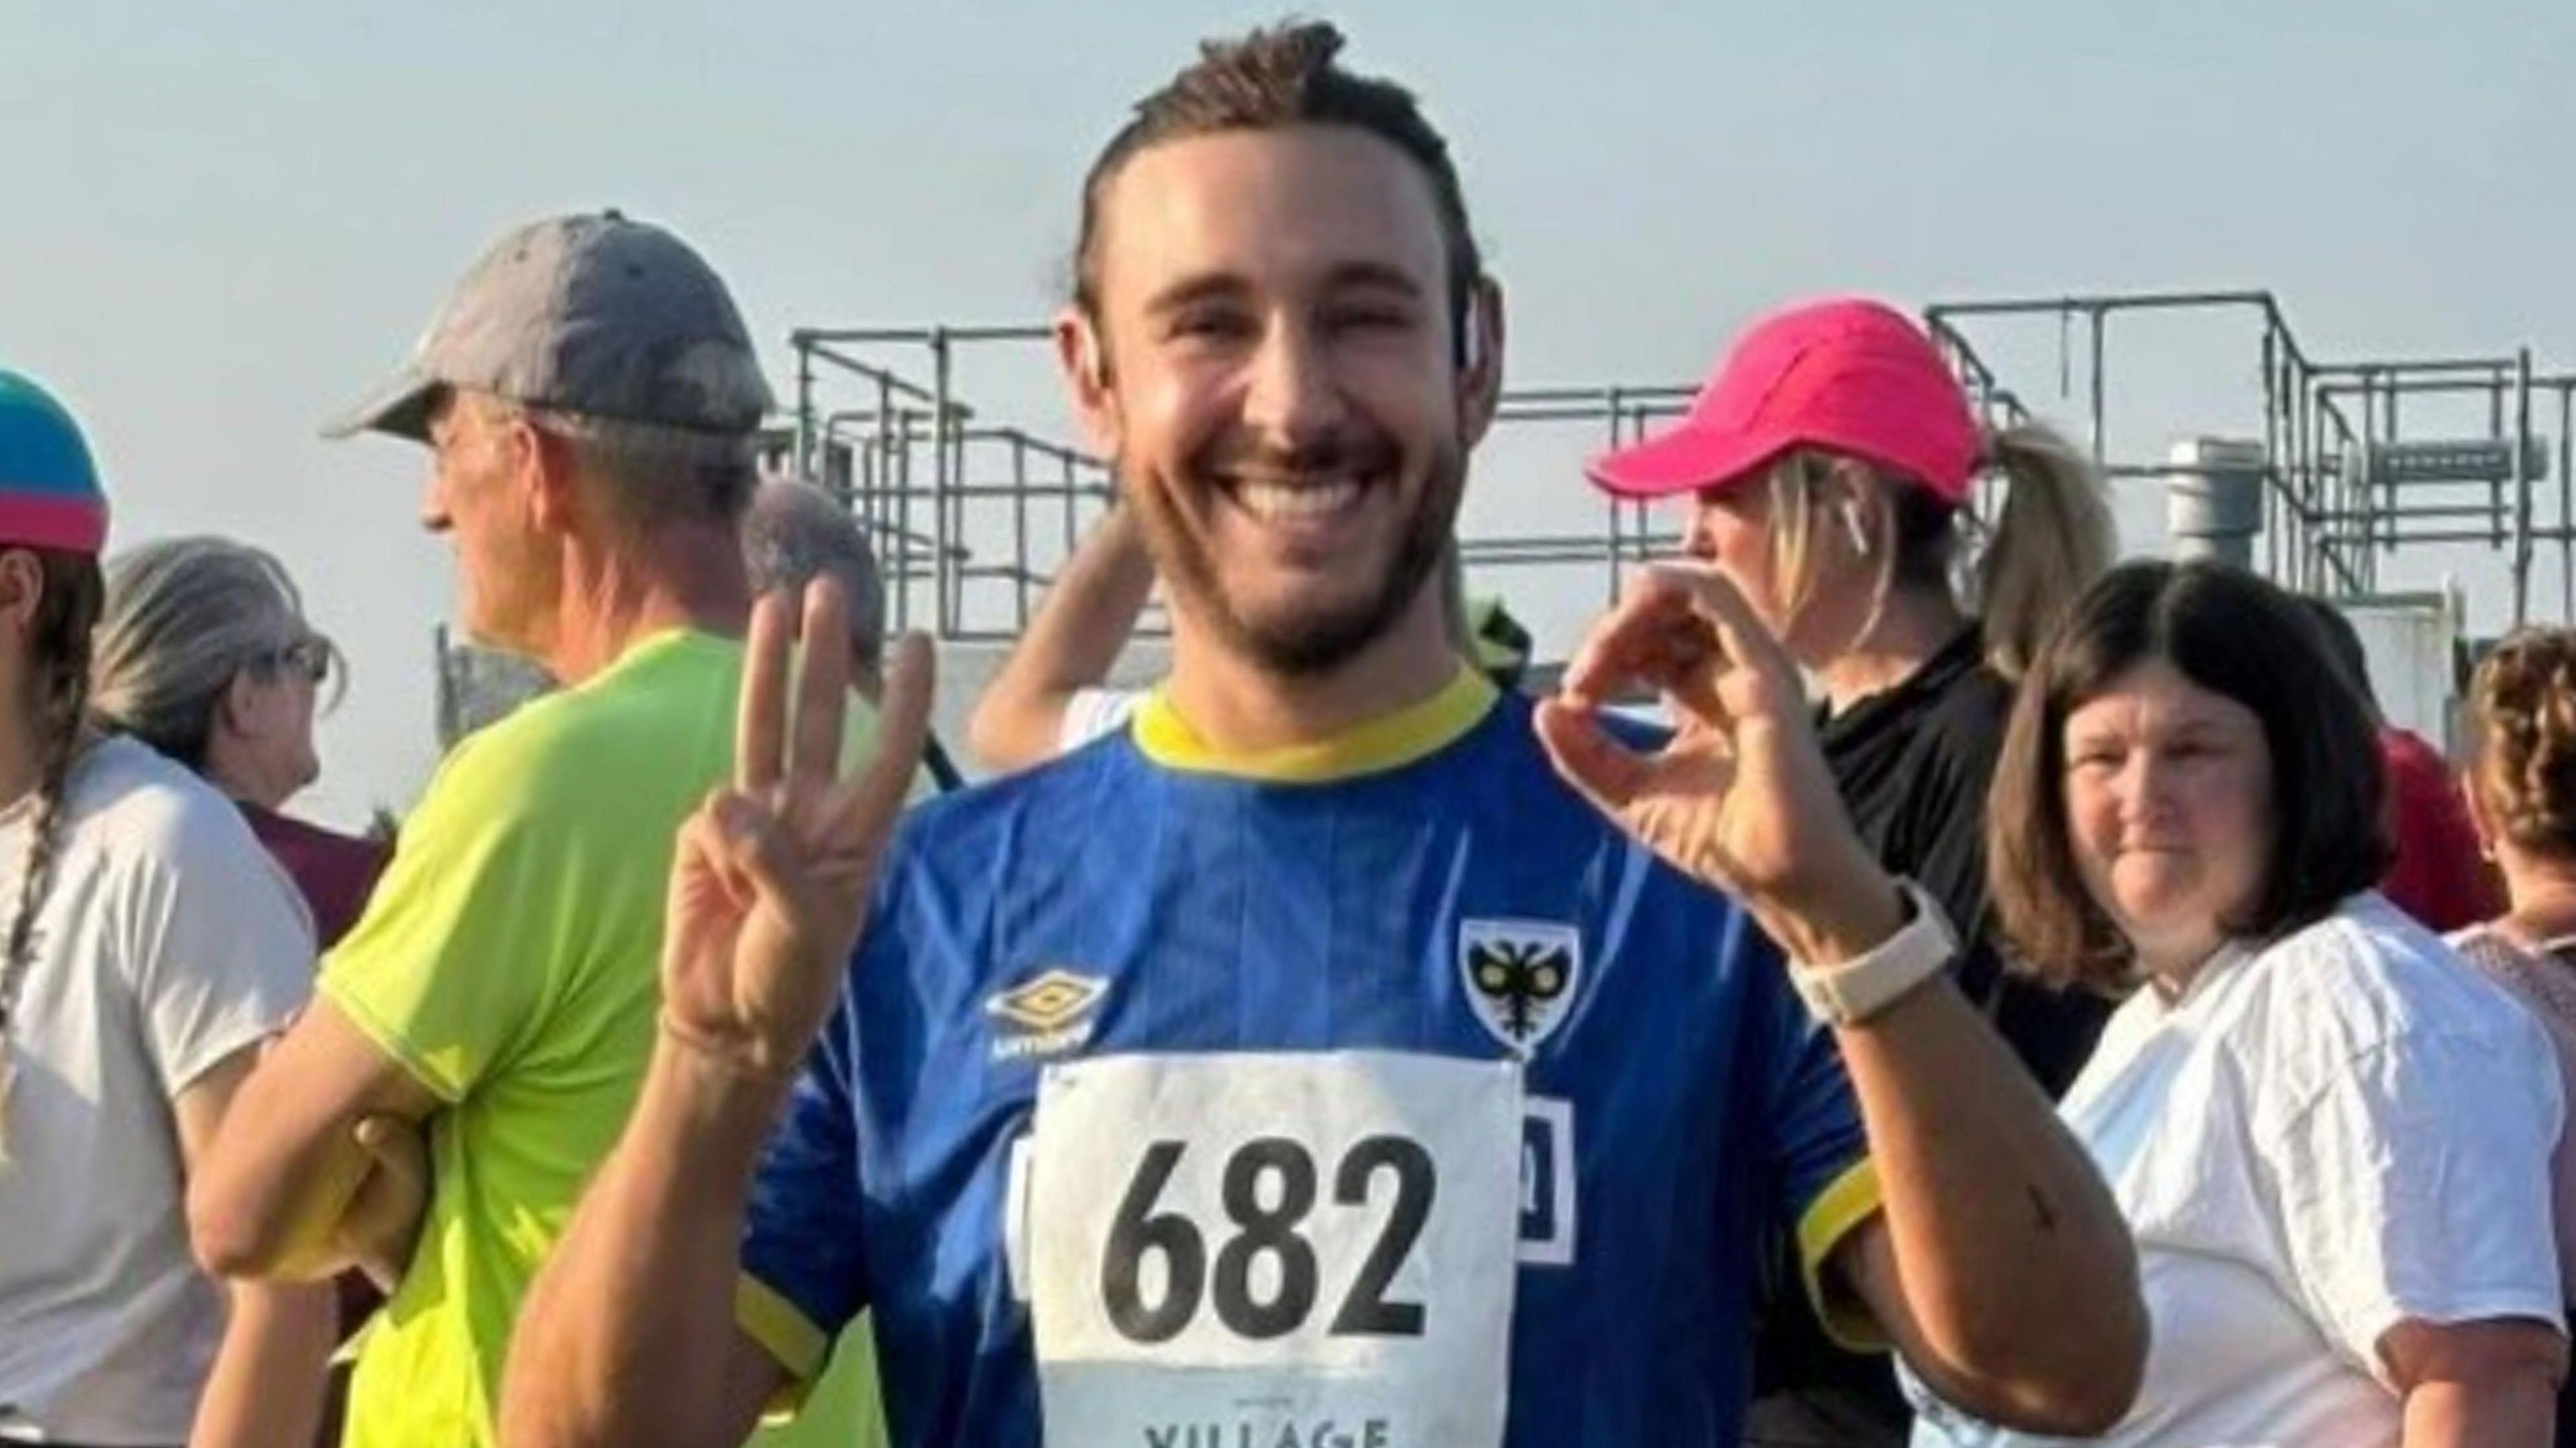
[987,968,1106,1062]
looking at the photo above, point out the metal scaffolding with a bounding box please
[773,291,2573,649]
[775,325,1697,643]
[1925,291,2574,624]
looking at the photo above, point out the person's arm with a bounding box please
[2275,1007,2567,1446]
[2387,1318,2564,1446]
[175,1044,339,1448]
[502,1041,795,1448]
[965,508,1155,771]
[1536,563,2145,1435]
[189,999,440,1280]
[502,584,929,1448]
[199,724,583,1284]
[1822,988,2138,1432]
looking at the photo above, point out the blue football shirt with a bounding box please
[738,668,1879,1446]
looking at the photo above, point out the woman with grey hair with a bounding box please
[91,537,388,947]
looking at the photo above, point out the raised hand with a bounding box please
[1534,563,1895,962]
[659,582,932,1083]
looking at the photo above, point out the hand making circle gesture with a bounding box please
[1534,563,1883,932]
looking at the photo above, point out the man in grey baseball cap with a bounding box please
[193,211,892,1448]
[324,209,771,443]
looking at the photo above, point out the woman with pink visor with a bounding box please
[1586,297,2116,1448]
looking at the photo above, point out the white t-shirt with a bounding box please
[0,737,315,1445]
[1057,685,1145,755]
[1911,894,2565,1448]
[2448,925,2576,1306]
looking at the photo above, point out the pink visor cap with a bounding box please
[1587,298,1981,506]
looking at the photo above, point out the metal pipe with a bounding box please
[2561,388,2573,620]
[891,409,914,632]
[874,375,897,556]
[1925,288,2277,320]
[2315,528,2536,548]
[2261,329,2279,581]
[2308,355,2525,377]
[2088,307,2107,469]
[793,338,816,483]
[2515,349,2536,624]
[2302,504,2511,523]
[930,328,955,635]
[2492,370,2510,549]
[1012,436,1031,630]
[2305,374,2576,396]
[795,325,1051,345]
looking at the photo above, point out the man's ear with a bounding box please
[513,414,583,535]
[1458,275,1507,449]
[1056,308,1122,462]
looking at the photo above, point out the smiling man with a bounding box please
[500,23,2144,1448]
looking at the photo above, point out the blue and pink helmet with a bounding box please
[0,370,107,557]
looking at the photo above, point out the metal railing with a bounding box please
[777,292,2572,645]
[1925,291,2573,623]
[780,327,1697,642]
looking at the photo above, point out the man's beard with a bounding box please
[1129,429,1464,679]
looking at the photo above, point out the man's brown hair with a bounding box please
[1072,20,1484,363]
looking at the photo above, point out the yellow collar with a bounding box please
[1133,663,1499,783]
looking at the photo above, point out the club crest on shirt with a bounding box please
[987,967,1107,1062]
[1458,920,1582,1056]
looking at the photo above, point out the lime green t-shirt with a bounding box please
[321,630,888,1448]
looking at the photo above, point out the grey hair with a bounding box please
[742,480,887,677]
[470,392,761,530]
[91,537,340,770]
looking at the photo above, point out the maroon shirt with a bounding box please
[239,802,391,950]
[2377,726,2504,934]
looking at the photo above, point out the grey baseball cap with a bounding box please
[324,210,773,443]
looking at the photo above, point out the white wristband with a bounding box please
[1787,879,1958,1027]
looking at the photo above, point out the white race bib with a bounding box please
[1028,1051,1522,1448]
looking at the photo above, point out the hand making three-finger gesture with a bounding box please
[659,581,934,1084]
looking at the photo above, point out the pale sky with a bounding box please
[3,0,2570,827]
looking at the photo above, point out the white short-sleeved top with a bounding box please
[0,738,315,1445]
[1911,894,2565,1448]
[1057,685,1145,755]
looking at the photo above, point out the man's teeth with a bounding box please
[1236,480,1362,520]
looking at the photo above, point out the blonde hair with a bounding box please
[2470,626,2576,859]
[1760,420,2112,683]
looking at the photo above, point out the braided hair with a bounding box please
[0,551,105,1021]
[2470,627,2576,860]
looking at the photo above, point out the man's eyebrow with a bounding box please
[1142,271,1251,319]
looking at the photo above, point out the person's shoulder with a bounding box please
[1911,657,2015,758]
[63,740,307,926]
[72,736,263,858]
[2226,895,2545,1082]
[894,734,1142,860]
[2378,725,2446,771]
[432,637,735,803]
[2378,728,2467,816]
[241,800,376,854]
[241,803,392,880]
